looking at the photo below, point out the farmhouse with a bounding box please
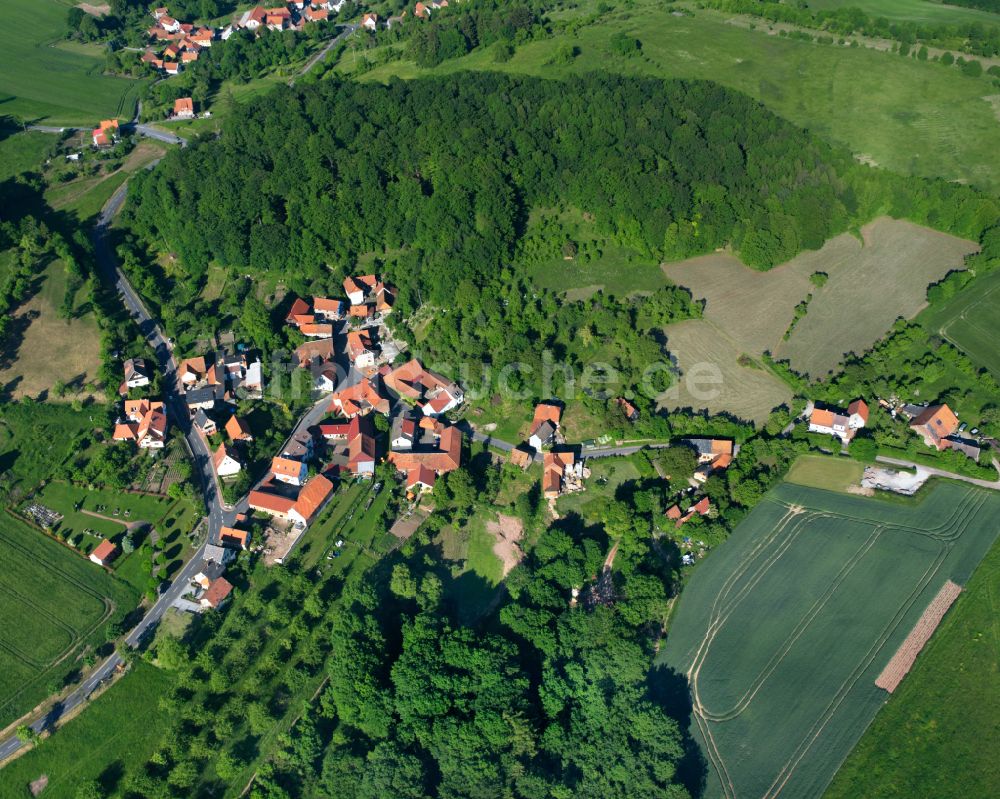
[289,475,335,526]
[89,539,118,567]
[213,443,243,477]
[272,456,308,486]
[383,359,463,416]
[542,449,583,499]
[123,357,151,389]
[173,97,194,119]
[910,403,959,450]
[92,119,119,147]
[808,399,868,444]
[387,421,463,490]
[944,435,981,460]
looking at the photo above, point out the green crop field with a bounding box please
[0,0,144,125]
[918,266,1000,377]
[351,0,1000,191]
[808,0,1000,26]
[0,662,175,799]
[0,512,137,729]
[786,454,866,493]
[824,531,1000,799]
[658,481,1000,799]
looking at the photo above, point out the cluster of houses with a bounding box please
[112,398,168,449]
[141,1,350,76]
[664,438,734,532]
[508,402,587,500]
[808,397,982,461]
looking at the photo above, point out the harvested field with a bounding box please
[658,481,1000,799]
[662,218,977,379]
[874,580,962,693]
[657,319,791,424]
[487,513,524,578]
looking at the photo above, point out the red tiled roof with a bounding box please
[292,475,335,523]
[225,415,252,440]
[91,539,118,563]
[271,456,305,478]
[203,576,233,607]
[248,490,296,515]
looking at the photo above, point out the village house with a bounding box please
[528,402,562,450]
[362,12,378,30]
[272,456,308,486]
[164,61,182,76]
[178,354,222,389]
[322,416,377,478]
[294,338,335,369]
[89,539,118,567]
[123,357,151,389]
[313,297,345,321]
[682,438,735,483]
[414,2,431,19]
[665,496,712,529]
[542,449,583,500]
[200,576,233,610]
[910,403,959,450]
[92,119,119,147]
[226,414,253,441]
[213,443,243,477]
[346,329,378,369]
[289,475,335,526]
[285,296,313,327]
[299,322,335,338]
[173,97,195,119]
[304,6,328,21]
[383,359,463,416]
[328,377,390,417]
[193,408,217,436]
[616,397,640,422]
[113,399,167,448]
[808,399,868,444]
[184,384,224,412]
[239,6,268,30]
[220,526,251,550]
[343,274,394,318]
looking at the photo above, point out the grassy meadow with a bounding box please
[824,530,1000,799]
[347,0,1000,191]
[0,662,175,799]
[808,0,1000,26]
[786,454,866,493]
[0,0,145,125]
[0,512,137,730]
[659,481,1000,799]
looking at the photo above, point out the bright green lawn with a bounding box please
[352,0,1000,191]
[808,0,1000,25]
[0,663,175,799]
[0,0,145,125]
[0,131,54,181]
[825,529,1000,799]
[918,266,1000,377]
[785,454,866,493]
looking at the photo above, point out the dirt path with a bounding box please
[487,513,524,578]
